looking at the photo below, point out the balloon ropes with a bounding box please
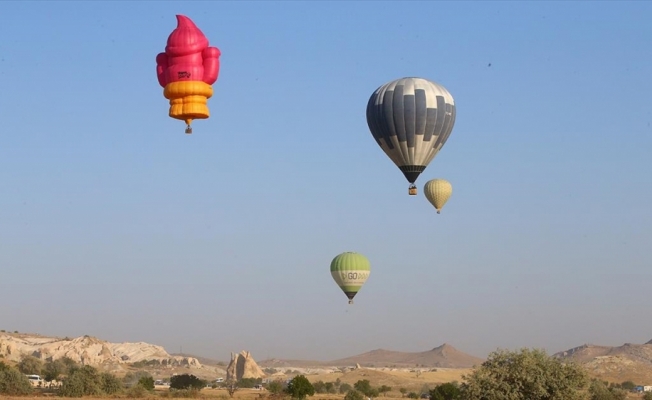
[366,77,456,196]
[156,15,221,134]
[330,252,371,305]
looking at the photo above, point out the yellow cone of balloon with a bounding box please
[423,179,452,214]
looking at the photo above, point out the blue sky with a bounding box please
[1,1,651,362]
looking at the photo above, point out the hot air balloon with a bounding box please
[366,77,456,195]
[330,252,370,305]
[156,15,221,134]
[423,179,452,214]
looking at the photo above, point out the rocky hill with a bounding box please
[554,340,652,384]
[325,344,484,368]
[0,332,201,367]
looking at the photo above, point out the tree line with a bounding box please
[1,348,652,399]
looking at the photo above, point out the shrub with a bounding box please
[170,374,204,391]
[313,380,326,393]
[59,365,104,397]
[345,390,365,400]
[100,372,123,395]
[239,377,262,388]
[138,375,155,391]
[429,382,461,400]
[123,370,153,387]
[0,366,33,396]
[126,384,149,398]
[268,379,285,395]
[588,379,626,400]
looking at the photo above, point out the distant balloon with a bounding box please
[156,15,221,134]
[330,252,371,305]
[366,77,456,195]
[423,179,452,214]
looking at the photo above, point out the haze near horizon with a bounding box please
[1,1,651,362]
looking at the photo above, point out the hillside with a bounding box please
[258,358,327,368]
[171,353,226,367]
[554,340,652,384]
[0,332,224,379]
[325,344,484,368]
[7,330,652,387]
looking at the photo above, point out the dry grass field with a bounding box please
[304,368,471,394]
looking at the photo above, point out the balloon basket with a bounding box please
[185,125,192,134]
[348,300,353,305]
[408,185,417,196]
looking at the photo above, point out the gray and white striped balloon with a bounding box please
[366,77,456,184]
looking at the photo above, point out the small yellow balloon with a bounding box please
[423,179,452,214]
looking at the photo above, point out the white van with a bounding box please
[26,375,42,387]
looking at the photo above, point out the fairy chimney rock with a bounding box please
[226,350,265,380]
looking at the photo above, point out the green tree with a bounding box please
[407,392,419,399]
[618,381,636,391]
[138,375,155,391]
[324,381,335,393]
[400,388,408,397]
[286,375,315,400]
[340,383,353,394]
[643,392,652,400]
[42,359,66,382]
[379,385,392,397]
[58,356,79,376]
[59,365,104,397]
[170,374,204,390]
[0,366,33,396]
[345,390,366,400]
[354,379,374,397]
[460,348,589,400]
[430,382,461,400]
[17,355,43,375]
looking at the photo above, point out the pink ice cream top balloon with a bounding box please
[156,15,221,87]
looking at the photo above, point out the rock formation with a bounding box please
[226,350,265,381]
[0,333,201,368]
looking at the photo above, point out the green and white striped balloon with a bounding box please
[330,252,371,304]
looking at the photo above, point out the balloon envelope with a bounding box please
[366,77,456,185]
[423,179,453,213]
[156,15,221,133]
[330,252,371,304]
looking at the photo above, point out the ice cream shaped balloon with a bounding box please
[156,15,221,134]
